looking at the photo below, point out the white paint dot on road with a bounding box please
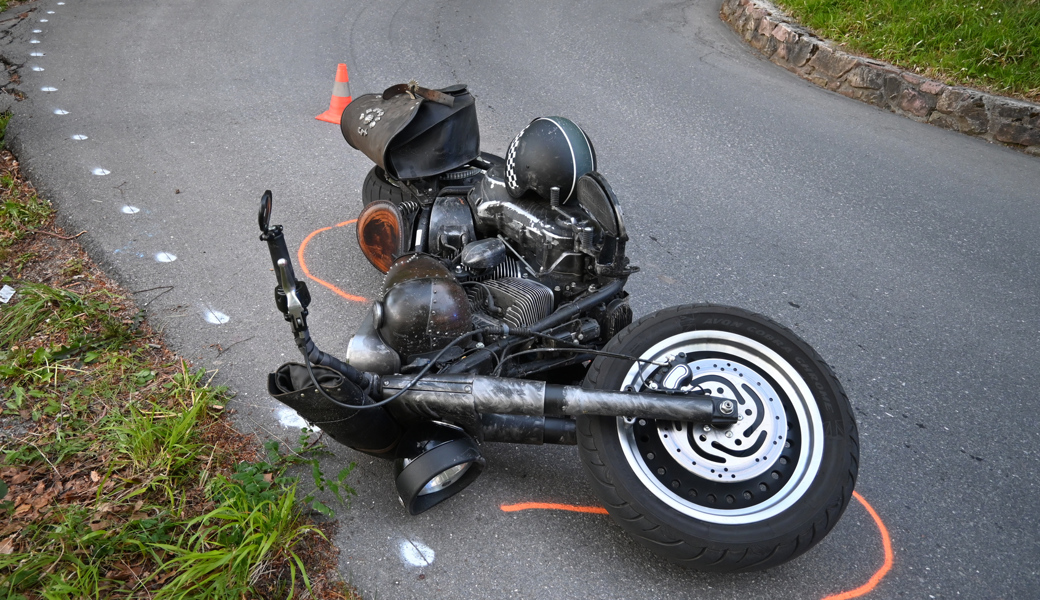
[47,10,55,14]
[277,407,307,429]
[203,308,230,325]
[32,29,42,33]
[30,51,44,56]
[121,205,140,214]
[53,109,69,115]
[40,86,57,92]
[57,2,65,4]
[155,251,177,263]
[92,168,110,176]
[31,66,43,72]
[398,539,435,567]
[39,19,48,22]
[71,134,88,140]
[30,39,40,44]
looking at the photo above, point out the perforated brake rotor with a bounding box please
[655,359,788,482]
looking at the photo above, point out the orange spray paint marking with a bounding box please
[499,502,609,515]
[297,219,369,303]
[821,491,894,600]
[502,493,891,599]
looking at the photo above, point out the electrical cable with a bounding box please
[298,328,488,411]
[299,326,670,412]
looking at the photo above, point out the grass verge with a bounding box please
[0,111,360,599]
[772,0,1040,101]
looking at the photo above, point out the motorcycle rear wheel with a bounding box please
[362,166,409,207]
[578,304,858,571]
[361,154,505,208]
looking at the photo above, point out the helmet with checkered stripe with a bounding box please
[505,117,596,202]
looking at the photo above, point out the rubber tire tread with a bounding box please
[577,304,859,572]
[362,166,410,207]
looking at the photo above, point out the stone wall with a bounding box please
[720,0,1040,156]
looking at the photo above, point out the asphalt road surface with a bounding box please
[6,0,1040,598]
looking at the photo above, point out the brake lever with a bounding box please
[277,258,306,326]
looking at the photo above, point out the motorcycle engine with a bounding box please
[348,162,634,371]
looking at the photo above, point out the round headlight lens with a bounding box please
[419,462,472,496]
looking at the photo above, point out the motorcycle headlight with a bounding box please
[393,422,485,515]
[418,462,472,495]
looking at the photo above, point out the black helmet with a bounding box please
[505,117,596,202]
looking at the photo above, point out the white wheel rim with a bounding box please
[616,330,824,525]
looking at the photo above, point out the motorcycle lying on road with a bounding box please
[258,82,859,572]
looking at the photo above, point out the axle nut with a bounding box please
[719,400,735,415]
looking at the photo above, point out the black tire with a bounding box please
[362,153,506,208]
[578,304,858,572]
[362,166,410,207]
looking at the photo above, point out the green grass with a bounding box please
[0,277,358,598]
[0,187,52,249]
[154,467,320,600]
[0,282,132,358]
[774,0,1040,100]
[0,287,351,594]
[0,113,53,251]
[0,293,345,598]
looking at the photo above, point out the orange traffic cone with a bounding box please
[316,64,352,124]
